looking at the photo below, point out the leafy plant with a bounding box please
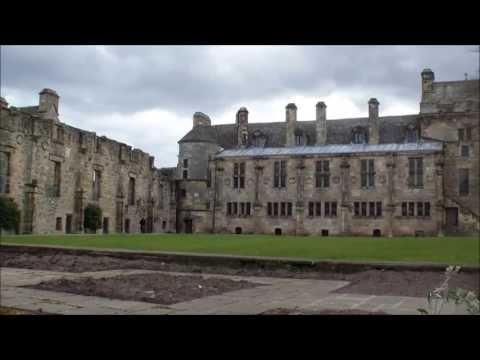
[0,196,20,237]
[84,204,102,233]
[418,266,480,315]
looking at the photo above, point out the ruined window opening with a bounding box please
[361,159,375,188]
[324,202,331,217]
[424,202,431,217]
[308,202,314,217]
[287,203,292,216]
[180,189,186,198]
[183,170,188,179]
[461,145,470,158]
[162,221,166,230]
[235,227,242,234]
[408,158,423,188]
[267,202,272,216]
[316,160,330,188]
[128,177,136,205]
[369,202,375,217]
[183,159,189,168]
[274,160,287,188]
[401,202,407,216]
[361,202,367,217]
[233,162,245,189]
[273,202,279,216]
[246,202,251,216]
[280,202,286,216]
[408,202,415,216]
[315,202,321,216]
[92,170,101,201]
[159,184,164,209]
[354,202,360,216]
[332,202,338,217]
[227,202,232,216]
[459,168,469,195]
[321,229,329,236]
[458,129,465,142]
[0,152,10,194]
[417,202,424,217]
[274,228,282,236]
[376,202,382,217]
[240,202,245,216]
[233,202,238,215]
[125,219,130,233]
[56,217,62,231]
[52,161,61,197]
[373,229,381,237]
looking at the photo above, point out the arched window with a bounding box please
[405,125,418,143]
[352,127,367,144]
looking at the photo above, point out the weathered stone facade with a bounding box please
[176,69,479,236]
[1,68,478,237]
[0,90,176,234]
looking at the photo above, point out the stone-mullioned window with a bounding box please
[360,159,375,188]
[226,202,251,217]
[48,161,62,197]
[315,160,330,188]
[354,201,382,217]
[408,158,423,188]
[267,202,292,217]
[0,152,10,194]
[308,201,337,217]
[273,160,287,188]
[233,162,245,189]
[128,177,136,205]
[401,201,431,217]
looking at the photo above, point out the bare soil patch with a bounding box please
[28,273,261,305]
[3,249,478,298]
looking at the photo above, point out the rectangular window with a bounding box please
[315,160,330,188]
[227,202,232,216]
[239,162,245,188]
[458,129,465,141]
[273,161,287,188]
[354,202,360,216]
[128,177,136,205]
[425,202,431,217]
[92,170,101,201]
[246,202,251,216]
[274,161,280,188]
[183,159,189,168]
[409,158,423,188]
[287,202,292,216]
[369,202,375,217]
[461,145,470,158]
[466,127,472,141]
[0,152,10,194]
[159,184,164,209]
[267,202,272,216]
[315,202,321,216]
[308,202,314,217]
[232,202,238,215]
[361,159,375,188]
[361,202,367,217]
[376,202,382,217]
[417,202,424,217]
[233,163,239,189]
[331,202,337,217]
[273,202,279,216]
[324,202,331,217]
[53,161,61,197]
[402,202,407,216]
[240,202,245,216]
[408,202,415,216]
[183,170,188,179]
[459,168,469,195]
[56,217,62,231]
[280,202,286,216]
[280,161,287,188]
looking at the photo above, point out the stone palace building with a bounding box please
[1,69,478,236]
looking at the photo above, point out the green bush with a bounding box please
[0,196,20,236]
[84,204,102,233]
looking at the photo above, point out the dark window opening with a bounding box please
[361,159,375,188]
[0,152,10,194]
[102,217,109,234]
[95,137,101,153]
[316,160,330,188]
[415,231,425,237]
[324,202,331,217]
[162,221,166,230]
[92,169,101,201]
[459,168,469,195]
[246,202,251,216]
[425,202,431,217]
[308,202,314,217]
[125,219,130,233]
[373,229,381,237]
[280,202,286,216]
[183,170,188,179]
[52,161,61,197]
[369,202,375,217]
[287,203,293,216]
[402,202,407,216]
[458,129,465,141]
[274,160,287,188]
[274,228,282,236]
[235,227,242,234]
[233,202,238,216]
[361,202,367,217]
[331,202,337,217]
[183,159,189,168]
[273,202,278,216]
[267,202,272,216]
[56,217,62,231]
[128,177,136,205]
[321,229,329,236]
[461,145,470,158]
[180,189,186,198]
[354,202,360,216]
[315,202,321,216]
[408,202,415,216]
[417,202,424,217]
[466,127,472,141]
[239,162,245,188]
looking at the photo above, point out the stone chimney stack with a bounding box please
[39,88,59,120]
[368,98,380,145]
[193,112,211,128]
[236,107,249,148]
[315,101,327,145]
[0,96,8,109]
[286,103,297,147]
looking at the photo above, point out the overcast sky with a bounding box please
[1,45,478,167]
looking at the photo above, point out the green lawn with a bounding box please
[1,233,479,265]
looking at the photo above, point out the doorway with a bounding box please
[274,228,282,236]
[373,229,381,237]
[184,219,193,233]
[125,219,130,233]
[445,207,458,232]
[66,214,73,234]
[235,227,242,234]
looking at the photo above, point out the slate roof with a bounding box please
[179,114,419,148]
[216,142,443,158]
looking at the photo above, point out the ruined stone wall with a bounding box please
[0,106,174,235]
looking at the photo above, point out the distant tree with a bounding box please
[0,197,20,238]
[84,204,102,233]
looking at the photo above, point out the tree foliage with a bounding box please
[84,204,102,233]
[0,196,20,235]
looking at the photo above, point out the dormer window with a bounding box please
[352,127,367,144]
[241,131,248,146]
[252,131,266,147]
[294,129,306,146]
[406,125,418,143]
